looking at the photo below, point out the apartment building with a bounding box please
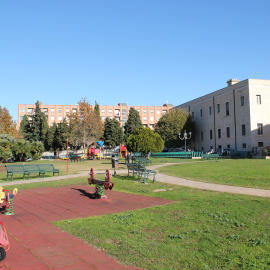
[175,79,270,153]
[17,103,173,129]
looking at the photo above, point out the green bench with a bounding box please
[201,154,221,160]
[132,157,152,165]
[38,164,60,176]
[126,163,156,184]
[70,155,85,162]
[5,165,30,181]
[5,164,60,181]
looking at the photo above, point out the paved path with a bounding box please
[0,184,175,269]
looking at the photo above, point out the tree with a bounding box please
[12,139,31,161]
[40,113,49,144]
[30,141,44,160]
[0,106,18,138]
[67,98,104,148]
[94,101,100,117]
[127,127,164,157]
[155,108,196,149]
[124,107,142,140]
[19,115,31,140]
[44,122,57,151]
[0,135,13,162]
[103,117,124,147]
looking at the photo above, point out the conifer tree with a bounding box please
[19,115,31,140]
[124,107,143,140]
[103,117,124,147]
[94,101,100,117]
[45,122,57,151]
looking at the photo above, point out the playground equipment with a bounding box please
[0,222,9,261]
[88,168,114,198]
[0,187,18,215]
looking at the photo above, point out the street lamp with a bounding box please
[178,130,192,159]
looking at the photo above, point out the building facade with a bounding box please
[175,79,270,153]
[17,103,173,129]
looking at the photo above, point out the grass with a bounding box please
[54,176,270,269]
[3,158,270,269]
[157,159,270,190]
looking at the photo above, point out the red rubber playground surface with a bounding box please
[0,184,174,269]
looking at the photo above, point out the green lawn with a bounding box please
[3,159,270,269]
[157,159,270,190]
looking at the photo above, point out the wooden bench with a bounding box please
[126,163,156,184]
[201,154,221,160]
[38,164,60,176]
[5,165,30,181]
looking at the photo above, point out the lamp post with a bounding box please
[66,139,68,174]
[178,130,192,159]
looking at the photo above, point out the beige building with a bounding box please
[175,79,270,154]
[17,103,173,129]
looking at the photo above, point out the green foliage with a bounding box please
[94,100,100,117]
[0,106,18,138]
[127,127,164,156]
[124,107,142,140]
[103,117,124,147]
[40,113,49,144]
[19,115,31,140]
[45,122,57,151]
[30,141,44,160]
[12,139,31,161]
[0,135,13,162]
[155,108,196,148]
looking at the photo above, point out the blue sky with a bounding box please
[1,0,270,122]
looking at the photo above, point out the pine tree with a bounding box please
[124,107,143,140]
[103,117,124,147]
[45,122,57,151]
[94,101,100,117]
[19,115,31,140]
[40,113,49,144]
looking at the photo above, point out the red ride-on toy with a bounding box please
[0,222,9,261]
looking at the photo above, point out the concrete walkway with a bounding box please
[2,163,270,198]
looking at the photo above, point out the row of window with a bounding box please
[200,123,264,140]
[102,109,166,115]
[100,116,160,122]
[207,141,264,150]
[191,95,262,119]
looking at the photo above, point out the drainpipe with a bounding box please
[233,90,237,151]
[213,97,216,150]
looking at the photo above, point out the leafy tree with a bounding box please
[127,127,164,157]
[0,135,13,162]
[155,108,196,148]
[0,106,18,138]
[124,107,142,140]
[103,117,124,147]
[12,139,31,161]
[94,100,100,117]
[30,141,44,160]
[19,115,31,140]
[67,98,104,148]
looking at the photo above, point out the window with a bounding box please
[58,108,62,113]
[258,142,264,147]
[227,144,230,149]
[157,110,160,114]
[20,108,26,113]
[209,106,212,115]
[218,129,221,139]
[242,143,246,149]
[150,116,154,122]
[109,109,112,114]
[137,109,140,114]
[226,102,229,116]
[150,109,154,114]
[210,130,213,140]
[115,110,120,115]
[210,146,213,150]
[101,116,105,121]
[163,110,166,114]
[51,116,55,121]
[28,108,33,114]
[201,132,203,140]
[242,124,246,136]
[241,96,245,106]
[66,108,70,113]
[201,147,204,151]
[192,111,194,119]
[109,116,112,119]
[72,108,77,113]
[226,127,230,138]
[257,123,263,135]
[200,109,203,117]
[58,116,62,121]
[150,124,154,128]
[218,145,222,149]
[122,116,127,122]
[20,116,23,120]
[143,109,147,114]
[51,108,55,113]
[143,124,147,127]
[122,109,127,115]
[256,95,261,104]
[143,116,147,121]
[157,117,160,121]
[51,123,54,127]
[102,109,105,114]
[217,104,220,113]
